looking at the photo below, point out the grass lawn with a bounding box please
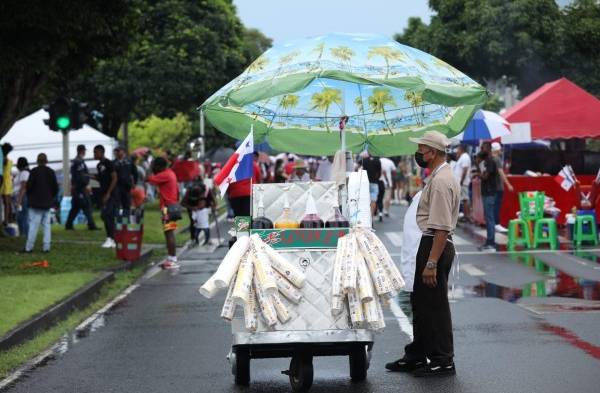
[0,272,98,337]
[0,269,146,378]
[52,201,190,246]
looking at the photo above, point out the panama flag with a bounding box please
[554,165,576,191]
[214,129,254,196]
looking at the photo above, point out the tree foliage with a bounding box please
[395,0,600,99]
[128,113,193,153]
[0,0,136,137]
[72,0,252,138]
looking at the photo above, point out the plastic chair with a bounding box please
[518,192,545,222]
[533,218,558,250]
[573,214,598,247]
[507,218,531,251]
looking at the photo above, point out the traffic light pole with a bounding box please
[62,131,70,196]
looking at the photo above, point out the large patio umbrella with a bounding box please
[200,33,487,156]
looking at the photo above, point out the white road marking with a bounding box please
[385,232,403,247]
[461,264,486,277]
[389,298,413,340]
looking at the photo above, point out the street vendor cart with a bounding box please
[228,181,374,391]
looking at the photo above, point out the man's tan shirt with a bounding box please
[416,163,460,235]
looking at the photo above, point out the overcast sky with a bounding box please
[233,0,433,44]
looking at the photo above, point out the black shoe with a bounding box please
[17,249,32,254]
[413,363,456,377]
[88,226,100,231]
[385,357,426,372]
[65,225,74,230]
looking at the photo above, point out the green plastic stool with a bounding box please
[519,192,545,221]
[533,218,558,249]
[508,218,531,251]
[573,215,598,247]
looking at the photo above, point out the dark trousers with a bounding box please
[483,194,496,246]
[404,235,455,365]
[101,196,117,239]
[494,190,504,225]
[229,196,250,217]
[66,191,97,229]
[376,180,385,214]
[115,187,131,215]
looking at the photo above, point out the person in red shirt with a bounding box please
[227,156,261,217]
[147,157,180,269]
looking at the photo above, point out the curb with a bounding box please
[0,271,115,352]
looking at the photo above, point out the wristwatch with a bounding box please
[425,260,437,270]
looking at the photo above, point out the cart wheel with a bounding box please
[289,355,313,392]
[349,344,368,382]
[233,348,250,386]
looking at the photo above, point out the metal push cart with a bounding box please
[227,182,375,391]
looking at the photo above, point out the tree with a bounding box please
[128,113,193,153]
[369,88,396,133]
[242,27,273,64]
[404,91,424,126]
[310,88,342,132]
[395,0,564,95]
[367,46,406,79]
[558,0,600,97]
[71,0,254,143]
[0,0,135,137]
[279,94,300,115]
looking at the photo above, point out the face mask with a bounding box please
[414,151,429,168]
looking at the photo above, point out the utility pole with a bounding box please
[62,131,70,196]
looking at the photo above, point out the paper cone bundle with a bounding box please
[329,228,405,332]
[199,236,307,330]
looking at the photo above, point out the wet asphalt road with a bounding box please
[5,205,600,393]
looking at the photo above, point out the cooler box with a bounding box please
[115,209,144,261]
[59,196,87,225]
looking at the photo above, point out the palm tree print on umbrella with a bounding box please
[279,94,300,124]
[330,46,355,72]
[368,88,396,134]
[248,55,269,73]
[277,50,301,76]
[367,46,406,79]
[311,88,342,132]
[404,91,424,126]
[310,42,326,70]
[433,58,463,82]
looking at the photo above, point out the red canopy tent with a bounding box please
[473,78,600,227]
[503,77,600,139]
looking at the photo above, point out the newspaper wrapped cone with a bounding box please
[329,228,404,331]
[220,275,237,321]
[199,236,306,330]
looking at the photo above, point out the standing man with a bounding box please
[93,145,118,248]
[358,151,382,218]
[386,131,459,377]
[452,144,472,222]
[66,145,98,230]
[490,142,513,233]
[113,146,135,215]
[477,150,498,251]
[147,157,180,269]
[24,153,58,253]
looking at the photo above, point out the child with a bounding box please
[191,200,210,245]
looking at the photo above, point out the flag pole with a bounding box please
[250,124,254,221]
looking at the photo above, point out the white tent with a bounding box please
[1,109,117,171]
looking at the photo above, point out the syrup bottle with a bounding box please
[251,186,273,229]
[325,203,349,228]
[300,187,324,228]
[274,188,300,229]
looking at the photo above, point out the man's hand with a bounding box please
[102,193,110,205]
[422,266,437,288]
[507,183,514,193]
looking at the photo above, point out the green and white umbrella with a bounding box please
[200,33,487,156]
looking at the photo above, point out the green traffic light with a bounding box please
[56,116,71,129]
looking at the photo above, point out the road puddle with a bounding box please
[458,252,600,302]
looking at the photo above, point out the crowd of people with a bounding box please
[0,137,512,263]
